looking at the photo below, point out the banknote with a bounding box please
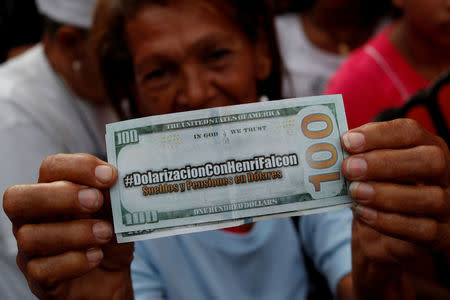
[116,203,351,243]
[106,95,351,242]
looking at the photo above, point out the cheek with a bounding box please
[136,86,176,116]
[218,52,259,103]
[222,72,258,103]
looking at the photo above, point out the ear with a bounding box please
[254,29,273,82]
[54,26,87,61]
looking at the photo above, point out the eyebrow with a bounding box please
[134,31,240,74]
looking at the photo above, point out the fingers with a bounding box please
[352,219,427,264]
[4,181,104,224]
[342,145,447,183]
[349,182,449,217]
[353,206,439,244]
[38,153,117,188]
[26,249,103,288]
[342,119,446,154]
[350,181,450,252]
[17,220,113,256]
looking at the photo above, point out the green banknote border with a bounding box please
[114,104,338,157]
[112,102,348,227]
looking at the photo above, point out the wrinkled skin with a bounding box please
[3,154,134,299]
[343,119,450,299]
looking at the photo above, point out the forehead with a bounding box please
[125,1,245,60]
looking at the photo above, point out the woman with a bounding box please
[326,0,450,130]
[3,0,450,299]
[276,0,392,97]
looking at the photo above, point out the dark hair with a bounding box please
[91,0,282,119]
[42,16,63,38]
[287,0,396,24]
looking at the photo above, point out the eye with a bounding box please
[143,68,167,82]
[136,59,177,90]
[210,48,231,61]
[138,65,175,90]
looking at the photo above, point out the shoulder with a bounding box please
[274,13,298,32]
[274,13,303,51]
[326,27,394,94]
[0,45,72,127]
[0,45,44,96]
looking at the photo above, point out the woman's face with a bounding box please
[124,1,271,116]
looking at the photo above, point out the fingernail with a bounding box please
[78,189,99,211]
[346,157,367,178]
[95,165,113,183]
[343,132,365,151]
[355,205,377,224]
[86,248,103,265]
[349,182,373,202]
[92,222,112,241]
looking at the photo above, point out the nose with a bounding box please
[176,64,214,109]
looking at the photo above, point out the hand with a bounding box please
[341,119,450,299]
[3,154,134,300]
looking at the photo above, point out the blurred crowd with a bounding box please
[0,0,449,299]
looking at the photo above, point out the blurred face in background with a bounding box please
[44,25,110,104]
[393,0,450,48]
[124,0,272,116]
[72,34,110,103]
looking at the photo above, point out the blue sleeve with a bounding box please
[131,241,167,300]
[300,208,352,297]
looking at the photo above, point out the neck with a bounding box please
[390,22,450,81]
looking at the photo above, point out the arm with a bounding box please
[341,119,450,299]
[300,209,352,298]
[131,243,167,300]
[3,154,134,299]
[337,274,353,300]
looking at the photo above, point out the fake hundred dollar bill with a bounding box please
[106,95,351,242]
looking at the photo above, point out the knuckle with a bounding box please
[400,118,420,131]
[365,237,400,264]
[53,180,75,190]
[2,185,20,217]
[417,219,439,243]
[427,146,447,176]
[383,242,402,264]
[39,154,62,180]
[3,184,32,219]
[401,118,425,144]
[426,187,447,212]
[74,153,98,165]
[434,136,447,150]
[27,260,55,287]
[17,225,36,255]
[16,253,27,275]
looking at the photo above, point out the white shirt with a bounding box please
[0,45,118,299]
[275,14,346,98]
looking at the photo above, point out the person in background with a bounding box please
[325,0,450,129]
[3,0,450,299]
[0,0,118,299]
[276,0,392,98]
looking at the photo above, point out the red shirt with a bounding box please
[325,25,429,129]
